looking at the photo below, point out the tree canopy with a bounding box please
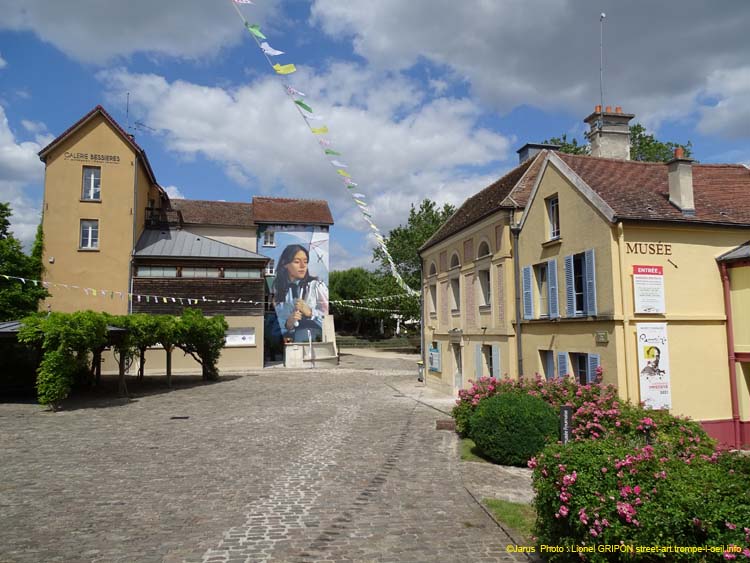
[0,203,47,321]
[543,123,692,162]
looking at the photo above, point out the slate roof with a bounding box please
[38,105,161,190]
[557,153,750,226]
[420,152,546,252]
[134,229,268,261]
[169,199,254,227]
[717,241,750,262]
[251,197,334,225]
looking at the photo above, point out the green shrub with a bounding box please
[532,439,750,561]
[453,400,474,436]
[35,349,76,407]
[469,392,558,466]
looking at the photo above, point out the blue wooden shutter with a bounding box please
[548,258,559,319]
[587,353,601,383]
[522,266,534,319]
[475,344,483,378]
[564,255,575,317]
[492,344,500,378]
[557,352,568,378]
[546,351,555,380]
[585,249,597,316]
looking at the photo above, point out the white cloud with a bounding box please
[0,105,45,247]
[98,65,511,237]
[0,0,279,64]
[329,240,375,272]
[0,53,6,69]
[310,0,750,135]
[698,67,750,139]
[164,185,185,199]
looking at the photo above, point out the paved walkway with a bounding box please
[0,354,534,563]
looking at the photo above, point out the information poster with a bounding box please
[428,345,441,372]
[633,265,665,314]
[637,323,672,410]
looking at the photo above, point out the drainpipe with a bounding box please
[130,153,139,315]
[615,222,632,401]
[719,261,741,449]
[511,217,523,378]
[420,255,426,384]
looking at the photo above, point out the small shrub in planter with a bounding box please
[469,392,558,466]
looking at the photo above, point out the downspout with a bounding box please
[719,261,741,449]
[130,153,139,315]
[615,221,632,401]
[511,215,523,378]
[420,254,426,384]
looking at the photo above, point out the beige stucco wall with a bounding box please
[101,315,264,374]
[729,266,750,353]
[422,211,516,392]
[187,226,258,253]
[41,115,150,315]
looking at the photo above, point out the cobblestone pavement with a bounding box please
[0,356,532,563]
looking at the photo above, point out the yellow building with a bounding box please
[37,106,334,371]
[421,107,750,448]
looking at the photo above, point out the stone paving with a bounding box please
[0,355,534,563]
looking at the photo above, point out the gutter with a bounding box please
[511,213,523,377]
[719,261,741,449]
[615,221,633,401]
[130,153,139,315]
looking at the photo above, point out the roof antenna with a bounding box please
[126,92,130,133]
[599,12,606,123]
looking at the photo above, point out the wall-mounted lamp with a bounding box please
[48,257,55,264]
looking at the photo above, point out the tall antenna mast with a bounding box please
[599,13,606,117]
[126,92,131,132]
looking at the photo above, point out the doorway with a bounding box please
[453,343,462,389]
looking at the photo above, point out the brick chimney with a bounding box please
[584,105,634,160]
[667,147,695,214]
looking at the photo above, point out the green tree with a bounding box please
[0,203,48,320]
[541,133,588,155]
[175,309,228,381]
[373,199,455,291]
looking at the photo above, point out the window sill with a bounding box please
[80,199,102,203]
[478,305,491,313]
[78,248,100,252]
[542,237,562,248]
[451,309,461,317]
[429,312,437,319]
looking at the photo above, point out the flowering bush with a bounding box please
[532,438,750,561]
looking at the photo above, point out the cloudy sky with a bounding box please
[1,0,749,270]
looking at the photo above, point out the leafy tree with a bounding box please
[154,315,179,387]
[629,123,692,162]
[175,309,228,381]
[0,203,48,320]
[544,124,692,162]
[541,133,588,155]
[329,267,383,334]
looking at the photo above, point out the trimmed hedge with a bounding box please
[469,392,558,466]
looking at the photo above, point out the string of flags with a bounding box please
[330,303,403,314]
[1,273,415,311]
[228,0,419,298]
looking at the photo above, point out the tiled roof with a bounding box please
[170,199,254,227]
[134,228,267,261]
[38,105,161,189]
[717,241,750,262]
[557,153,750,226]
[421,152,546,252]
[251,197,334,225]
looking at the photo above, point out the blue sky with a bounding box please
[1,0,749,270]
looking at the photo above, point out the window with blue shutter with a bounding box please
[584,249,597,316]
[564,255,575,317]
[548,258,559,319]
[522,266,534,319]
[475,344,483,378]
[587,353,601,384]
[557,352,568,378]
[492,344,500,378]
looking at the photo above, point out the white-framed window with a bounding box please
[450,277,460,312]
[82,167,101,201]
[181,267,220,278]
[79,219,99,249]
[136,266,178,277]
[523,259,558,320]
[564,250,596,317]
[535,262,549,317]
[429,283,437,316]
[265,259,275,276]
[223,268,261,279]
[262,230,275,247]
[478,268,491,307]
[547,196,560,240]
[475,344,499,379]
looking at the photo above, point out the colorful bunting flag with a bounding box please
[330,160,347,168]
[294,99,313,112]
[336,169,351,178]
[285,85,305,97]
[273,63,296,75]
[246,23,266,40]
[324,149,341,155]
[234,0,254,4]
[260,42,284,56]
[311,126,329,134]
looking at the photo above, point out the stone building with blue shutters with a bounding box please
[421,106,750,447]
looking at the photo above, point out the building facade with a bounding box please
[420,107,750,448]
[37,105,333,371]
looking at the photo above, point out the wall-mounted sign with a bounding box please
[637,323,671,410]
[633,265,665,314]
[428,345,441,372]
[225,327,256,347]
[64,152,121,164]
[626,242,672,256]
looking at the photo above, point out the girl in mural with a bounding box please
[272,244,329,342]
